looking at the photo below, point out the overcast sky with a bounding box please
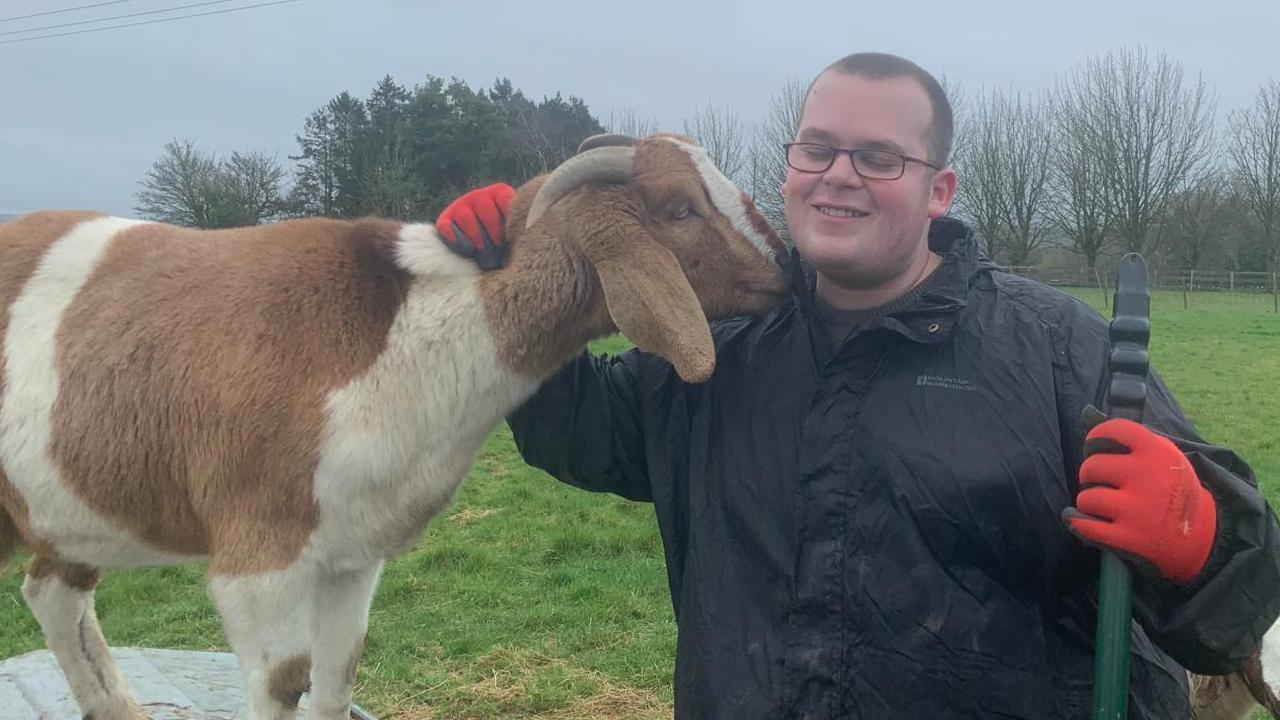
[2,0,1277,216]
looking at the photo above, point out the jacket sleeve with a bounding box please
[1126,375,1280,674]
[1056,298,1280,675]
[507,349,656,502]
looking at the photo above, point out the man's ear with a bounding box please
[928,167,958,219]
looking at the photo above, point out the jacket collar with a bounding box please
[786,217,992,345]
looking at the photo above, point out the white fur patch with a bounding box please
[1261,616,1280,702]
[395,222,485,278]
[22,572,139,716]
[1,216,192,568]
[304,227,539,571]
[207,563,315,717]
[307,562,383,716]
[207,559,383,718]
[207,564,315,644]
[663,137,776,257]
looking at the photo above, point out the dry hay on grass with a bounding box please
[386,647,669,720]
[446,508,500,526]
[531,685,670,720]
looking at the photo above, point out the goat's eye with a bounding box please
[670,205,693,221]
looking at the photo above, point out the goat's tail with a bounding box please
[0,505,19,570]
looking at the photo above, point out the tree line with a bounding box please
[136,74,607,226]
[135,47,1280,273]
[952,47,1279,273]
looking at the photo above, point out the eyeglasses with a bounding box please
[783,143,940,180]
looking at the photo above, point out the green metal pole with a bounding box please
[1091,253,1150,720]
[1093,553,1134,719]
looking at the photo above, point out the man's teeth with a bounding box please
[818,206,867,218]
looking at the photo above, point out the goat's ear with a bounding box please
[589,227,715,383]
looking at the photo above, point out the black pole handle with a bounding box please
[1107,255,1151,423]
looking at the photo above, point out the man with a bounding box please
[435,53,1280,719]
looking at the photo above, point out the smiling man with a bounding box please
[437,53,1280,719]
[783,60,954,314]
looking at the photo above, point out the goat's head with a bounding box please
[522,133,790,383]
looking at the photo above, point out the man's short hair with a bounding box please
[809,53,954,165]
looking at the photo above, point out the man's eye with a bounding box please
[860,151,900,171]
[802,146,834,161]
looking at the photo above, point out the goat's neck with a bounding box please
[477,227,613,380]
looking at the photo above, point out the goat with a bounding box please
[0,133,790,720]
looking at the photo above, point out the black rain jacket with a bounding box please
[508,217,1280,719]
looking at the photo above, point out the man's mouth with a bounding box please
[815,205,870,218]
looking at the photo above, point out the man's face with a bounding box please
[782,71,957,291]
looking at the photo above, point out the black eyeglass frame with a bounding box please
[782,142,941,180]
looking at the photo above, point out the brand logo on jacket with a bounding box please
[916,375,977,392]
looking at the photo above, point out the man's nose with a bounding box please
[822,152,865,187]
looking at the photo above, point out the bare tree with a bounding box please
[683,103,747,185]
[953,89,1054,265]
[136,140,290,228]
[745,78,806,241]
[1228,78,1280,270]
[951,96,1006,260]
[606,107,660,138]
[995,93,1054,266]
[499,88,555,177]
[1164,170,1231,270]
[1065,47,1216,256]
[1048,86,1112,272]
[211,151,290,226]
[740,126,773,229]
[940,74,968,168]
[135,139,218,228]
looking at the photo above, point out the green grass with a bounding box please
[1063,288,1280,507]
[2,294,1278,718]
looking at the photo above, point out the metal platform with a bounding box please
[0,647,376,719]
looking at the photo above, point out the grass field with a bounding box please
[1,289,1277,718]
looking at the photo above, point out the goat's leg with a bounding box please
[207,561,315,720]
[305,562,383,720]
[21,556,143,720]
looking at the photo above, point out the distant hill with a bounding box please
[0,212,22,223]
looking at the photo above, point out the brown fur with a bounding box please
[27,555,101,591]
[0,509,17,569]
[268,653,312,708]
[741,191,780,247]
[1191,671,1230,710]
[1240,646,1280,716]
[478,186,614,379]
[1191,672,1260,720]
[3,215,411,574]
[1190,650,1280,720]
[480,138,788,382]
[0,211,103,560]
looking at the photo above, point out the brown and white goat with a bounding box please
[0,134,790,720]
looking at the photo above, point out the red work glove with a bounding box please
[435,182,515,270]
[1063,415,1218,584]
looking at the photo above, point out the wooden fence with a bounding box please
[999,267,1280,311]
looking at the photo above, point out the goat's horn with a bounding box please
[526,146,635,229]
[577,133,638,154]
